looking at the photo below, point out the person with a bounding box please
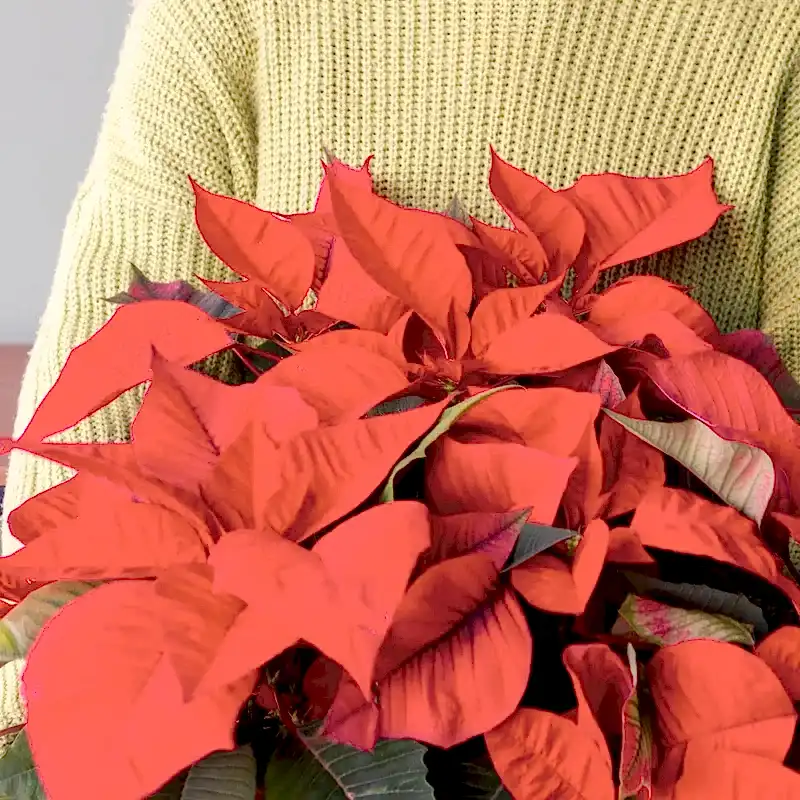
[2,0,799,553]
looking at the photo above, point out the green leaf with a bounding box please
[366,395,428,418]
[501,523,574,572]
[612,594,755,647]
[602,411,775,525]
[380,385,520,502]
[623,573,768,637]
[179,746,256,800]
[0,731,45,800]
[265,730,435,799]
[147,772,188,799]
[788,538,800,576]
[425,745,511,799]
[619,644,653,800]
[0,582,99,665]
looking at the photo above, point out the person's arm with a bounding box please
[761,46,800,381]
[1,0,259,553]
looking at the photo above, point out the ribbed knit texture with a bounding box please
[0,660,25,757]
[2,0,800,554]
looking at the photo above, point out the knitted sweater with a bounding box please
[2,0,800,554]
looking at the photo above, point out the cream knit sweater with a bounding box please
[2,0,800,554]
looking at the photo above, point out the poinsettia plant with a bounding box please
[1,147,800,799]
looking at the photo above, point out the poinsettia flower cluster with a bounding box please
[1,149,800,799]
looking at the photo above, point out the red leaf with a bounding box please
[562,644,625,755]
[254,682,280,713]
[131,355,319,507]
[561,420,604,529]
[565,158,731,299]
[197,275,271,313]
[311,500,432,687]
[586,276,718,340]
[479,313,619,375]
[291,328,411,373]
[223,304,289,340]
[562,644,653,797]
[426,435,577,525]
[756,626,800,703]
[455,386,602,457]
[567,643,630,726]
[644,350,798,438]
[6,471,128,546]
[655,745,800,799]
[301,655,343,721]
[469,278,562,358]
[323,553,531,749]
[202,502,431,698]
[424,508,530,570]
[598,389,666,518]
[197,419,283,532]
[154,563,245,700]
[587,310,712,356]
[191,178,314,310]
[315,237,408,333]
[485,705,614,800]
[646,640,796,760]
[130,352,225,492]
[201,533,332,690]
[23,581,255,800]
[469,216,548,284]
[259,343,409,424]
[485,646,618,799]
[282,308,339,342]
[313,154,375,217]
[631,487,800,607]
[1,439,210,535]
[19,301,231,443]
[730,428,800,516]
[459,244,509,299]
[265,398,449,541]
[511,519,609,614]
[714,329,800,412]
[0,499,206,582]
[327,171,472,355]
[606,527,655,566]
[488,147,586,280]
[155,363,317,451]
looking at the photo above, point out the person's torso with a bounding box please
[243,0,800,332]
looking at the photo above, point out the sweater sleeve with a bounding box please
[761,45,800,382]
[1,0,259,553]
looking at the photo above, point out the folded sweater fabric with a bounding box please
[2,0,800,552]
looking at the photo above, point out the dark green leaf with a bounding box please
[623,573,768,637]
[147,772,188,799]
[502,524,574,572]
[0,731,45,800]
[365,395,428,418]
[180,747,256,800]
[425,744,510,799]
[265,730,434,799]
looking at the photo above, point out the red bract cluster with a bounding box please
[2,148,800,799]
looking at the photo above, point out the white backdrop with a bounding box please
[0,1,130,343]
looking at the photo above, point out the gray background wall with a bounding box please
[0,2,130,343]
